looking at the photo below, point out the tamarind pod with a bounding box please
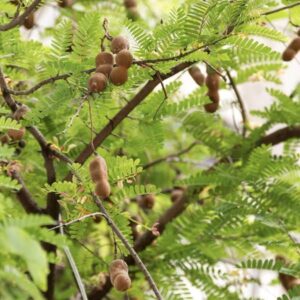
[204,102,218,113]
[110,269,128,286]
[23,13,35,29]
[96,64,113,78]
[109,260,129,283]
[282,48,296,61]
[7,127,25,140]
[207,89,220,104]
[289,37,300,52]
[115,50,133,69]
[110,66,128,86]
[188,66,205,86]
[113,273,131,292]
[95,52,114,67]
[88,73,107,93]
[205,73,220,90]
[95,179,111,199]
[111,36,129,54]
[89,156,108,182]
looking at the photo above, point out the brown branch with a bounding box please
[65,62,192,181]
[143,141,199,170]
[93,195,163,300]
[226,70,248,137]
[262,2,300,16]
[257,126,300,147]
[0,0,42,32]
[11,170,44,214]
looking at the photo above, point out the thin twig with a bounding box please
[143,141,199,170]
[262,2,300,16]
[58,214,88,300]
[50,212,106,231]
[93,194,163,300]
[153,71,168,119]
[226,70,248,137]
[203,61,226,82]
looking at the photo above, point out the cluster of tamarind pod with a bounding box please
[109,259,131,292]
[124,0,139,20]
[282,30,300,61]
[88,36,133,93]
[89,156,111,199]
[188,66,220,113]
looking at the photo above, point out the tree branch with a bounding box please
[11,170,44,214]
[226,70,248,137]
[0,0,42,32]
[257,126,300,146]
[143,141,199,170]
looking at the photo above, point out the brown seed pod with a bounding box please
[110,259,128,275]
[207,90,220,104]
[289,37,300,52]
[188,66,205,86]
[282,48,296,62]
[115,50,133,69]
[7,127,25,141]
[110,66,128,86]
[113,273,131,292]
[88,73,107,93]
[13,105,28,121]
[171,189,184,203]
[0,134,10,144]
[205,73,220,90]
[96,64,113,78]
[109,260,129,284]
[89,156,108,182]
[95,180,111,199]
[58,0,73,7]
[23,13,35,29]
[95,52,114,67]
[139,194,155,209]
[111,36,129,54]
[124,0,137,8]
[204,102,218,113]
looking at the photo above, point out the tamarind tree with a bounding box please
[1,0,300,299]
